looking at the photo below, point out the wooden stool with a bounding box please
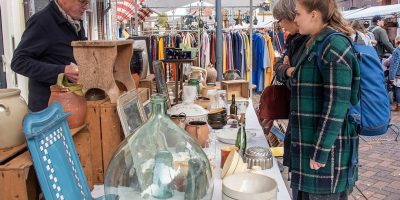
[72,40,136,103]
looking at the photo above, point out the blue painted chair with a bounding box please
[23,102,104,200]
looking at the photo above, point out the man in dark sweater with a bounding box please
[11,0,88,112]
[368,15,394,59]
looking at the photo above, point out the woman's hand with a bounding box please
[310,159,326,170]
[285,67,295,78]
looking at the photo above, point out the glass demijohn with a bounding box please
[104,94,213,200]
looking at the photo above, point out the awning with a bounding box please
[343,4,400,19]
[117,0,152,23]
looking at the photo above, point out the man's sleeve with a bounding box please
[11,19,65,84]
[379,29,395,54]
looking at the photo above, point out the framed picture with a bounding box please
[143,100,152,118]
[117,90,148,137]
[153,60,171,108]
[129,36,153,76]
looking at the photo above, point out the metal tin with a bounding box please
[244,146,273,170]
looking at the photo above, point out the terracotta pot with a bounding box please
[206,64,217,84]
[48,85,87,129]
[0,89,28,149]
[185,121,209,147]
[170,113,186,129]
[194,97,211,110]
[132,73,140,88]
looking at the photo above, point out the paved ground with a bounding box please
[251,93,400,200]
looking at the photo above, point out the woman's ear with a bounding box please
[310,10,318,22]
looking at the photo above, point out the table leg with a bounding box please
[175,64,179,104]
[180,63,184,101]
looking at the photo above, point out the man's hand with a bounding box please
[310,159,326,170]
[64,62,79,83]
[285,67,295,78]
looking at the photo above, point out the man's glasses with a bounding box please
[79,0,90,5]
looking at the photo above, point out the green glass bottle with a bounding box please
[104,94,214,199]
[230,94,238,115]
[235,113,247,156]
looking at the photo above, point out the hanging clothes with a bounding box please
[252,33,265,93]
[264,34,275,87]
[223,34,227,73]
[201,31,210,68]
[244,33,250,81]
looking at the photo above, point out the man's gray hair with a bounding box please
[272,0,296,21]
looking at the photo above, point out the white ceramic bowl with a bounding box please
[222,173,278,200]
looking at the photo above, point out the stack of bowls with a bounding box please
[208,108,227,129]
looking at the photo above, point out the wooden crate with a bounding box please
[0,151,40,200]
[100,100,125,173]
[139,74,155,95]
[72,127,94,190]
[0,143,27,165]
[86,99,108,184]
[221,80,250,100]
[138,87,150,103]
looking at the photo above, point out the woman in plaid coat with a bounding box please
[290,0,361,199]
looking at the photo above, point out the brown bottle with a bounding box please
[230,94,238,116]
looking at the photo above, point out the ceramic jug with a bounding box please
[48,85,87,129]
[190,66,207,89]
[185,121,209,147]
[0,89,28,148]
[223,69,241,80]
[206,64,217,84]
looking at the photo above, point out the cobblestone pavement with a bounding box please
[252,93,400,200]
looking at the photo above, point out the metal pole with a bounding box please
[134,0,139,35]
[216,0,223,81]
[249,0,253,97]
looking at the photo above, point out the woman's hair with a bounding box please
[297,0,354,36]
[351,19,367,34]
[272,0,296,21]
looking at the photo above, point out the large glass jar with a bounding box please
[105,94,213,200]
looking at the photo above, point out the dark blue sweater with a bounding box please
[11,1,86,112]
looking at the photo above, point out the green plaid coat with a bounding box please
[289,27,360,194]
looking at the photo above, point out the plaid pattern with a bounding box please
[289,27,360,194]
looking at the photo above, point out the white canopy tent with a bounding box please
[143,0,266,13]
[343,4,400,19]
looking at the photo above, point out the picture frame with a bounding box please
[129,36,153,76]
[143,100,152,118]
[117,89,148,137]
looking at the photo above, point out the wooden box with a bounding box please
[0,151,40,200]
[139,74,155,95]
[100,100,125,172]
[138,87,151,103]
[221,80,250,100]
[72,127,94,190]
[86,99,108,184]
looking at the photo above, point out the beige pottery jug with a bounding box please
[190,66,207,89]
[0,89,28,148]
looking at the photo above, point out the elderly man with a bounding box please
[368,15,394,59]
[11,0,88,112]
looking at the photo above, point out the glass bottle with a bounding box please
[235,113,247,156]
[230,94,238,115]
[104,94,213,199]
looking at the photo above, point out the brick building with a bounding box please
[338,0,399,10]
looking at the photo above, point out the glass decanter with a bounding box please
[104,94,213,200]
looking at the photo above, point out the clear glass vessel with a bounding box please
[104,94,213,200]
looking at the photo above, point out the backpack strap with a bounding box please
[311,32,355,72]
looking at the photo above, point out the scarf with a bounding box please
[54,0,81,33]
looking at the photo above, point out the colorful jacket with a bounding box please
[289,27,360,194]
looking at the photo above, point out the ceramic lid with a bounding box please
[245,146,272,158]
[167,102,209,117]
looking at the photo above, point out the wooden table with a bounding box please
[160,59,195,104]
